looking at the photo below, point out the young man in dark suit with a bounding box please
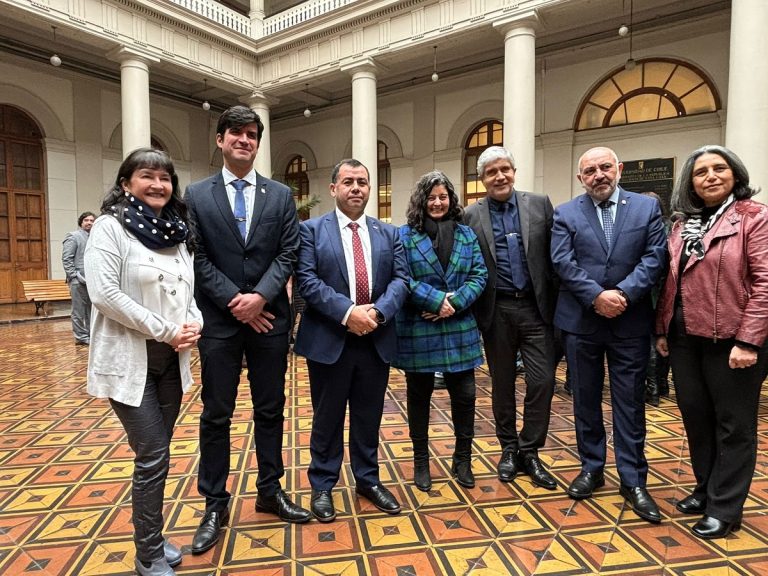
[464,146,559,491]
[293,159,408,523]
[185,105,310,554]
[551,146,667,523]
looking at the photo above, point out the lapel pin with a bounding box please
[621,199,627,205]
[260,186,266,194]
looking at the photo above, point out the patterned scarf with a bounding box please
[112,192,189,250]
[680,194,734,259]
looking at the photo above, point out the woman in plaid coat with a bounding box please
[394,171,487,491]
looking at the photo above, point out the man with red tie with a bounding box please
[294,159,409,523]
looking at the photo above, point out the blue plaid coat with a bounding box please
[393,223,487,372]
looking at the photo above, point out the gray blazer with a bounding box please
[62,228,89,284]
[464,190,557,333]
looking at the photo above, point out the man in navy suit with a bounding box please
[551,147,666,523]
[294,159,408,523]
[186,106,310,554]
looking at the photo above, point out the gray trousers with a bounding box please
[110,341,182,563]
[69,281,91,342]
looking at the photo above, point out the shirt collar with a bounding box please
[488,191,517,212]
[590,187,621,208]
[222,166,257,188]
[336,208,368,232]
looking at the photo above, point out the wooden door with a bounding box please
[0,106,47,303]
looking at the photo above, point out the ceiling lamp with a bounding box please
[201,78,211,111]
[49,26,61,67]
[431,46,439,82]
[623,0,636,71]
[303,84,311,118]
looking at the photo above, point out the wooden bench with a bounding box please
[21,280,72,316]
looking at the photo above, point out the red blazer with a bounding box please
[655,199,768,347]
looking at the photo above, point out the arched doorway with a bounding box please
[0,105,47,303]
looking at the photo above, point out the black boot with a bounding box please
[412,440,431,492]
[452,437,475,488]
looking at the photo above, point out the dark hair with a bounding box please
[216,105,264,142]
[330,158,369,183]
[672,145,758,216]
[406,170,463,231]
[78,211,96,226]
[101,148,194,250]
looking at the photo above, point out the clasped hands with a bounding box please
[421,293,455,322]
[171,322,201,351]
[229,292,275,333]
[594,289,627,318]
[347,304,379,336]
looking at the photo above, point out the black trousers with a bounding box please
[110,341,181,563]
[307,335,389,491]
[669,329,768,522]
[482,296,555,454]
[198,330,288,513]
[406,369,476,460]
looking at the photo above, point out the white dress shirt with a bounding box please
[336,208,373,325]
[222,166,257,234]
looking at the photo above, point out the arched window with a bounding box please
[575,58,720,131]
[377,141,391,223]
[464,120,503,205]
[285,155,309,200]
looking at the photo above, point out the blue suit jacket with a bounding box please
[551,188,667,337]
[293,211,409,364]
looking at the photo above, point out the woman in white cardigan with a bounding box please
[85,148,202,576]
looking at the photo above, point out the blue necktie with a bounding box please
[599,200,614,247]
[232,179,248,240]
[502,202,527,291]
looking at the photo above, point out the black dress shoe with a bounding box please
[566,471,605,500]
[356,483,401,514]
[520,453,557,490]
[310,490,336,523]
[676,494,706,515]
[191,509,229,554]
[256,489,311,524]
[414,462,432,492]
[451,460,475,488]
[620,485,661,523]
[497,450,520,482]
[691,515,741,539]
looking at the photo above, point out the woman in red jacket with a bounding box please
[656,145,768,539]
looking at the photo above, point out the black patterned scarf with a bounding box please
[680,194,734,259]
[112,192,189,250]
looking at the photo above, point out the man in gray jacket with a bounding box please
[62,211,95,344]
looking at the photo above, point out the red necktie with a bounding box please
[348,222,370,305]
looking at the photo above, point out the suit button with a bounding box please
[170,290,176,296]
[158,274,164,281]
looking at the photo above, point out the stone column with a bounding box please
[342,58,379,217]
[109,47,158,158]
[242,91,277,178]
[249,0,265,38]
[725,0,768,201]
[494,11,538,191]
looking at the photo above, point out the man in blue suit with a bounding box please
[294,159,408,523]
[186,106,310,554]
[551,147,667,523]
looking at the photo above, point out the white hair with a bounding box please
[476,146,515,178]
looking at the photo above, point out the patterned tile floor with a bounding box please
[1,319,768,575]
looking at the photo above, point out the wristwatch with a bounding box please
[373,307,385,324]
